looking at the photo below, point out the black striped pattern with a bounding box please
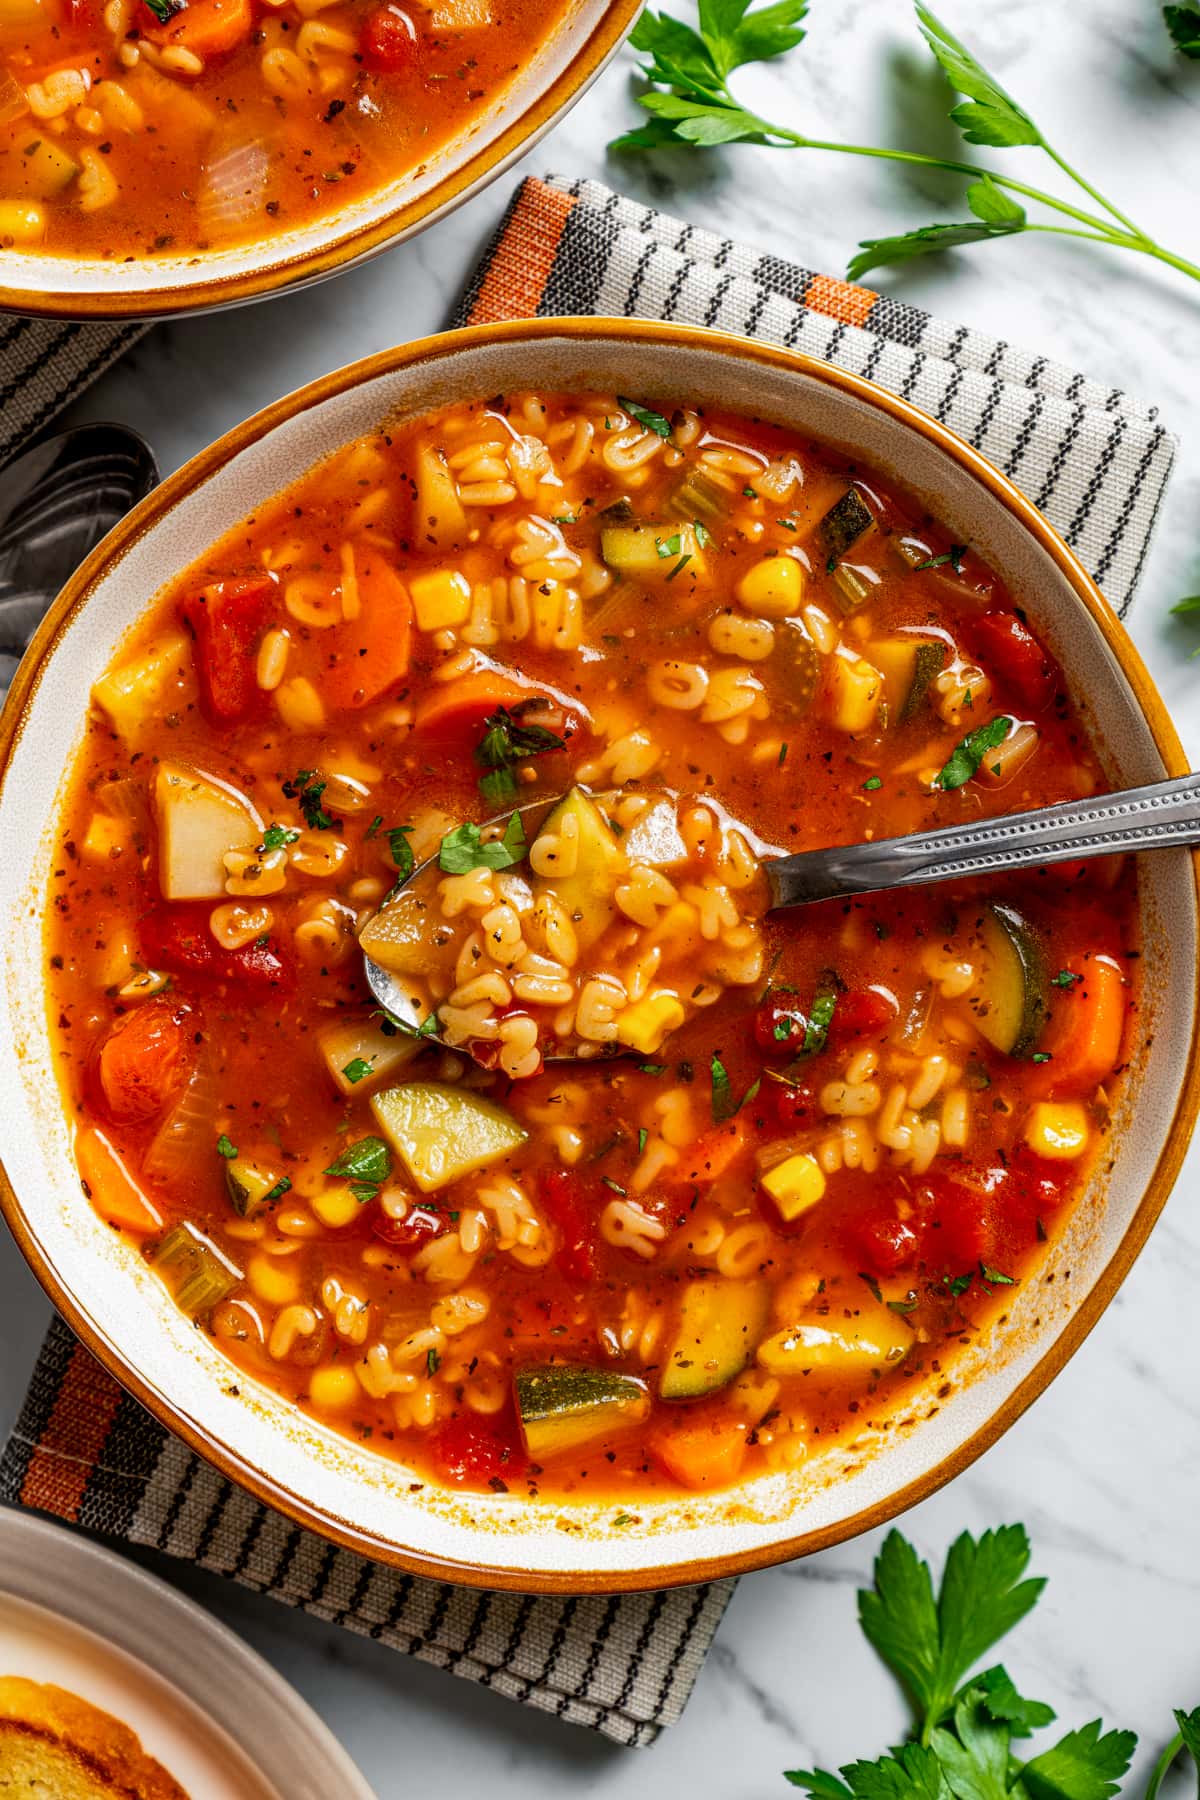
[0,316,149,471]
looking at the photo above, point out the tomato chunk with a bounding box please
[431,1411,526,1488]
[361,3,419,69]
[826,987,897,1049]
[752,995,806,1056]
[919,1173,995,1272]
[92,1000,191,1124]
[139,904,294,992]
[969,608,1058,713]
[769,1078,819,1132]
[179,575,277,723]
[841,1205,920,1277]
[537,1168,596,1284]
[371,1202,448,1250]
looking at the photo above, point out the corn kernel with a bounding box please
[760,1151,826,1221]
[736,554,805,618]
[1024,1101,1089,1161]
[757,1312,911,1374]
[615,990,687,1055]
[247,1251,302,1306]
[827,651,883,734]
[411,569,471,632]
[308,1365,361,1410]
[0,202,45,245]
[312,1186,362,1228]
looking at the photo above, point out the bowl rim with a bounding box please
[0,0,639,321]
[2,315,1197,1594]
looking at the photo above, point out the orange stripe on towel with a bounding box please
[20,1343,123,1520]
[803,273,878,328]
[467,181,577,325]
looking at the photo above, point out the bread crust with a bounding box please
[0,1676,190,1798]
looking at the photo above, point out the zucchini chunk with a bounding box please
[318,1014,426,1096]
[871,638,946,723]
[371,1081,526,1193]
[969,903,1049,1057]
[533,786,627,950]
[359,889,463,979]
[599,522,707,578]
[515,1364,650,1457]
[818,487,874,561]
[757,1306,913,1376]
[224,1155,288,1218]
[660,1278,771,1400]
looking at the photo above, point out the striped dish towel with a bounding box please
[0,318,148,466]
[456,175,1177,616]
[1,173,1177,1750]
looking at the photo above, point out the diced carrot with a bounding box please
[1035,953,1127,1096]
[323,554,413,711]
[92,1000,192,1123]
[650,1412,748,1491]
[412,668,532,744]
[152,0,254,57]
[76,1126,163,1235]
[666,1118,752,1190]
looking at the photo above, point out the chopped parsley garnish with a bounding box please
[981,1264,1017,1285]
[426,1347,441,1376]
[372,1005,441,1043]
[550,512,578,524]
[1052,969,1082,987]
[779,518,796,531]
[710,1053,759,1120]
[778,742,788,766]
[324,1134,392,1203]
[943,1271,973,1297]
[638,1128,648,1154]
[142,0,186,21]
[341,1057,374,1085]
[600,1176,627,1195]
[693,520,711,547]
[616,395,672,438]
[935,715,1013,791]
[259,823,300,853]
[666,553,693,581]
[639,1062,667,1075]
[863,775,882,791]
[386,824,414,882]
[439,812,527,874]
[656,532,682,558]
[474,705,566,808]
[802,980,839,1055]
[742,485,758,499]
[611,1511,635,1528]
[859,1272,883,1304]
[1031,1051,1053,1064]
[887,1293,919,1315]
[261,1175,292,1206]
[913,543,967,572]
[282,768,333,831]
[216,1133,238,1159]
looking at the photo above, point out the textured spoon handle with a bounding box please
[765,772,1200,909]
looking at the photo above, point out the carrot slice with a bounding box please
[412,668,532,744]
[76,1126,163,1235]
[650,1413,748,1491]
[666,1118,752,1189]
[1035,953,1127,1096]
[153,0,254,57]
[323,554,413,711]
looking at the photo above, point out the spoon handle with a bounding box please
[765,772,1200,909]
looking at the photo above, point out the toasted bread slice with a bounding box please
[0,1676,189,1798]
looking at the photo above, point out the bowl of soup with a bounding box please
[0,0,636,315]
[0,318,1196,1590]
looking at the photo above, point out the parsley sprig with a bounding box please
[475,705,566,808]
[612,1,1200,290]
[786,1526,1145,1799]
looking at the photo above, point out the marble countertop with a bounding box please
[4,0,1200,1791]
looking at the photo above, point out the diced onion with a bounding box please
[0,70,26,126]
[143,1056,219,1191]
[196,139,269,241]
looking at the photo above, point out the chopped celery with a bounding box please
[153,1224,240,1316]
[665,467,728,525]
[830,562,874,612]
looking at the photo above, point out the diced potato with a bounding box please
[736,554,804,618]
[81,811,128,862]
[760,1151,826,1223]
[127,64,217,135]
[431,0,491,23]
[827,650,883,734]
[1024,1100,1089,1160]
[0,201,43,244]
[91,630,194,742]
[758,1305,913,1376]
[358,889,464,979]
[318,1015,425,1096]
[535,786,626,950]
[371,1081,526,1193]
[155,761,261,901]
[17,135,79,197]
[410,568,471,633]
[616,990,686,1056]
[414,443,467,547]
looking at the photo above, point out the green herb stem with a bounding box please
[1144,1730,1183,1800]
[1040,142,1143,237]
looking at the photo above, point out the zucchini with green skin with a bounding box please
[869,637,946,723]
[224,1155,289,1217]
[515,1365,650,1457]
[599,522,707,577]
[969,903,1049,1057]
[818,487,874,561]
[535,786,627,950]
[901,641,947,722]
[660,1278,771,1400]
[371,1081,526,1193]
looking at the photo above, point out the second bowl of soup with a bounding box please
[0,319,1195,1588]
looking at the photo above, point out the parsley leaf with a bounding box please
[936,716,1013,791]
[324,1135,391,1202]
[1176,1706,1200,1770]
[616,394,674,437]
[915,4,1040,148]
[387,825,415,883]
[341,1056,374,1085]
[1020,1721,1136,1799]
[1052,970,1082,988]
[142,0,186,21]
[438,812,527,874]
[964,1664,1056,1739]
[929,1690,1011,1800]
[1171,593,1200,616]
[849,220,1025,283]
[787,1744,952,1799]
[260,823,300,852]
[710,1053,735,1121]
[913,545,968,573]
[372,1005,441,1043]
[1165,4,1200,56]
[282,768,333,831]
[216,1133,238,1159]
[802,979,838,1055]
[981,1264,1016,1286]
[474,706,566,808]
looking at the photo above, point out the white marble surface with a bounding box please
[5,0,1200,1791]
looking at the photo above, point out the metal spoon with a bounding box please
[0,423,159,703]
[363,773,1200,1061]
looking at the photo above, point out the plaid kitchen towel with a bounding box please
[1,1317,734,1747]
[455,174,1176,615]
[0,317,148,467]
[1,172,1179,1750]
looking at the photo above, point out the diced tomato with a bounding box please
[371,1202,448,1250]
[537,1168,596,1284]
[752,995,807,1056]
[508,1291,596,1351]
[1006,1148,1069,1217]
[431,1410,526,1488]
[360,3,419,69]
[920,1174,995,1272]
[968,608,1058,713]
[826,987,897,1049]
[91,1000,191,1124]
[139,904,294,993]
[65,0,100,27]
[179,575,277,723]
[841,1205,920,1277]
[769,1078,819,1132]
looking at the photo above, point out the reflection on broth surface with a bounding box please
[47,390,1137,1499]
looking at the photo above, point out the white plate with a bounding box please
[0,1508,375,1799]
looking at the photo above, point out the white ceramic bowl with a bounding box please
[0,0,637,319]
[1,319,1196,1592]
